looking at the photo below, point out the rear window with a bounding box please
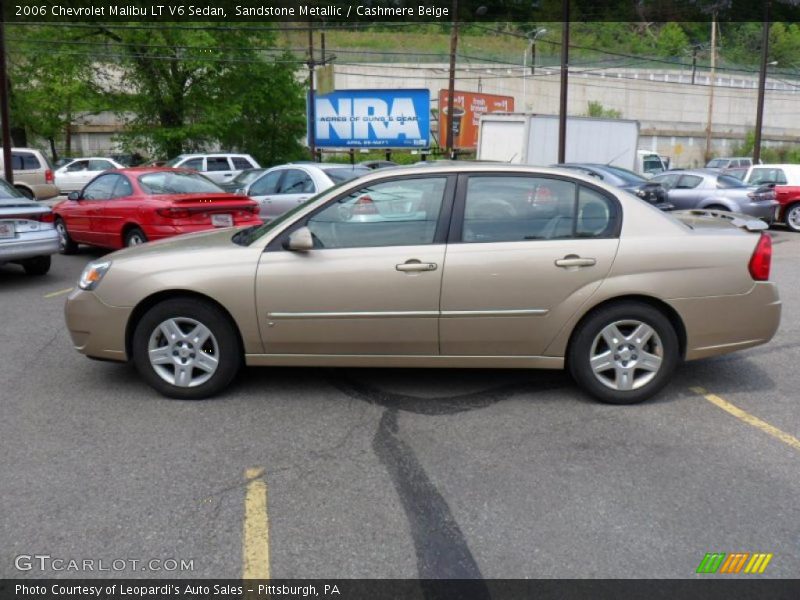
[233,157,254,170]
[11,152,41,170]
[138,171,224,195]
[717,175,747,188]
[232,169,265,185]
[706,159,727,168]
[325,167,370,184]
[748,168,787,185]
[165,155,190,167]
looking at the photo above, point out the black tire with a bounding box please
[124,227,148,247]
[704,204,728,212]
[784,203,800,233]
[132,298,242,400]
[568,302,680,405]
[22,255,51,276]
[55,218,78,255]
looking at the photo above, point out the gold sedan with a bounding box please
[64,165,781,404]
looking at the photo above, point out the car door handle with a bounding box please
[555,255,596,268]
[396,261,437,272]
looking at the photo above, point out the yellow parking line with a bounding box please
[242,467,270,580]
[43,287,73,299]
[691,387,800,452]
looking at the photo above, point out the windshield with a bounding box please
[325,167,371,183]
[232,169,266,185]
[139,171,224,195]
[601,165,646,184]
[0,179,24,198]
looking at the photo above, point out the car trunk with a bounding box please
[155,194,260,227]
[0,198,53,238]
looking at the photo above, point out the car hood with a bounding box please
[105,226,247,261]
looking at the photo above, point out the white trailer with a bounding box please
[477,113,649,173]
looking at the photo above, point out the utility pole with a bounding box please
[753,0,771,164]
[691,45,698,84]
[557,3,570,164]
[444,0,458,158]
[704,14,717,163]
[0,9,13,184]
[307,21,316,162]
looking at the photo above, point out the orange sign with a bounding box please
[438,90,514,149]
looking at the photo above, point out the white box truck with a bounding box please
[476,113,666,175]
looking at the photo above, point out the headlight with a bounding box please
[78,260,112,291]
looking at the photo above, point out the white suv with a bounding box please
[165,153,260,184]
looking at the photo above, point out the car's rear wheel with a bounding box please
[784,203,800,233]
[22,255,51,275]
[704,204,728,212]
[55,218,78,255]
[124,227,147,247]
[568,302,679,405]
[132,298,242,400]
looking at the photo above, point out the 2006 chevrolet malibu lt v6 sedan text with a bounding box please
[64,165,781,405]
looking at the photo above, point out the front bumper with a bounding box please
[0,230,59,263]
[64,288,132,362]
[668,282,781,361]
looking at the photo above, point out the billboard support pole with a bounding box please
[445,0,458,158]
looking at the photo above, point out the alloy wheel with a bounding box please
[588,319,664,391]
[147,317,220,388]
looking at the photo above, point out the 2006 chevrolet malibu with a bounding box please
[64,165,781,404]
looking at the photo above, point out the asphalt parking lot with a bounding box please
[2,230,800,580]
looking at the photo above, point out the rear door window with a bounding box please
[181,158,204,171]
[206,157,231,172]
[677,175,704,189]
[278,169,315,194]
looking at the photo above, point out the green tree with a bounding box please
[655,22,690,57]
[6,25,105,160]
[586,101,622,119]
[93,25,307,163]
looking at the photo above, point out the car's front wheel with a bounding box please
[132,298,242,400]
[784,203,800,233]
[568,302,679,405]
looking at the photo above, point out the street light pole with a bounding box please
[753,0,772,164]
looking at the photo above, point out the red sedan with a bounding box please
[52,167,262,253]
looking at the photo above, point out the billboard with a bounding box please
[310,89,430,149]
[438,90,515,149]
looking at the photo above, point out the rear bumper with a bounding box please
[28,183,60,200]
[741,200,780,223]
[64,288,131,362]
[0,230,60,263]
[668,282,781,361]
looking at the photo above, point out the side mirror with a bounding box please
[285,226,314,252]
[67,191,81,201]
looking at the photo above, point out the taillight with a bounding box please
[39,212,54,223]
[748,190,775,200]
[748,232,772,281]
[45,169,54,184]
[156,207,192,219]
[352,195,377,215]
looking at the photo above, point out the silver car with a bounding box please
[241,163,370,220]
[0,178,59,275]
[650,169,778,222]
